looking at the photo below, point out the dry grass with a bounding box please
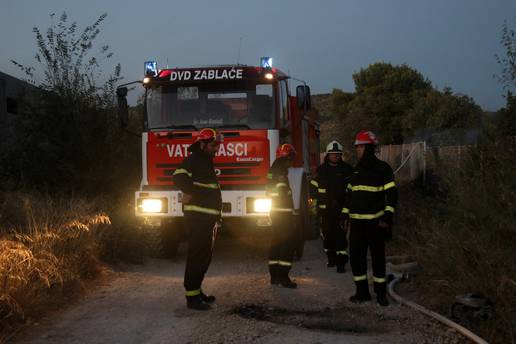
[0,193,111,339]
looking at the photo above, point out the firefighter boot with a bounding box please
[200,290,216,303]
[349,280,371,303]
[336,253,349,273]
[326,250,336,268]
[374,282,389,307]
[186,295,211,311]
[269,264,281,285]
[278,266,297,289]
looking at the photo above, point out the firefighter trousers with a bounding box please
[184,212,218,295]
[321,207,348,262]
[268,212,296,274]
[349,219,387,295]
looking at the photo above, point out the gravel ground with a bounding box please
[13,231,467,344]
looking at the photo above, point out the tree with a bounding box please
[496,91,516,136]
[495,19,516,90]
[323,62,483,148]
[407,87,483,141]
[495,19,516,136]
[12,12,121,106]
[4,12,138,194]
[348,62,432,144]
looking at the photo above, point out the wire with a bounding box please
[393,144,418,175]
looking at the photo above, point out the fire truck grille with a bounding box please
[218,176,260,181]
[218,168,251,175]
[157,162,263,182]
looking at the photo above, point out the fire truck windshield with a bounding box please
[146,81,275,130]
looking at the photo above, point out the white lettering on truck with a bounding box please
[171,68,244,81]
[217,143,248,157]
[166,144,190,158]
[165,143,248,158]
[170,70,192,81]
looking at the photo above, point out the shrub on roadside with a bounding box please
[394,132,516,343]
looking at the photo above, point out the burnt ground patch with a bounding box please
[231,304,393,334]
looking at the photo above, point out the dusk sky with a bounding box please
[1,0,515,111]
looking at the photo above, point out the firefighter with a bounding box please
[343,130,398,306]
[173,128,223,310]
[310,140,353,272]
[267,143,298,289]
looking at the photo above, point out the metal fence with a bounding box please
[378,142,427,183]
[318,141,473,184]
[378,142,476,184]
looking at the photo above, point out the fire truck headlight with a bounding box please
[143,77,151,84]
[139,198,166,213]
[264,73,274,80]
[254,198,272,213]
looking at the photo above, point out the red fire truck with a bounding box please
[117,59,320,258]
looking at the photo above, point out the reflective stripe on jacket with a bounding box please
[173,150,222,216]
[266,157,294,213]
[344,157,398,220]
[310,159,353,211]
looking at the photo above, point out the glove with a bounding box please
[382,225,392,241]
[378,213,393,241]
[215,218,223,231]
[309,199,318,216]
[380,212,393,226]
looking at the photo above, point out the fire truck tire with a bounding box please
[142,226,167,258]
[142,221,184,259]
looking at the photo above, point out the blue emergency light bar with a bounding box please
[260,57,273,69]
[144,61,158,77]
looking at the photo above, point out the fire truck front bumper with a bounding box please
[135,190,272,226]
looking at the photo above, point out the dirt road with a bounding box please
[14,232,464,344]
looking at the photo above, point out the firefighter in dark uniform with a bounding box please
[173,128,223,310]
[267,143,298,289]
[310,140,353,272]
[343,130,398,306]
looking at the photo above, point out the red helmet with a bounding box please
[276,143,296,158]
[196,128,224,143]
[354,130,379,146]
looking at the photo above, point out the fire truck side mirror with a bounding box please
[296,85,312,110]
[117,87,129,129]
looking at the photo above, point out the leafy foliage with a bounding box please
[495,19,516,136]
[496,91,516,136]
[323,62,482,148]
[11,12,120,106]
[5,12,140,195]
[495,19,516,90]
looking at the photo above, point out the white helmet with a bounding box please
[326,140,343,154]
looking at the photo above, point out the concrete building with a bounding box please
[0,71,40,117]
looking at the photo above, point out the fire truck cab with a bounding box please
[117,58,320,258]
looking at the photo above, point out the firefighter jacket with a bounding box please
[173,148,222,217]
[310,159,353,211]
[266,158,294,213]
[343,154,398,223]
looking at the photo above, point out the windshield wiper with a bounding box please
[151,125,198,131]
[215,124,251,130]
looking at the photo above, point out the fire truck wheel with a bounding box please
[142,220,184,259]
[142,226,167,258]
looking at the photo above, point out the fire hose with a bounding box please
[388,273,489,344]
